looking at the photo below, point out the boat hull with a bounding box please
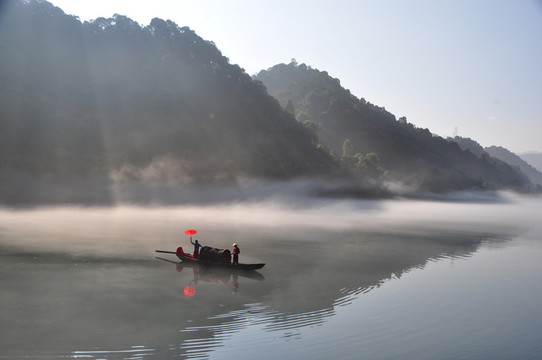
[177,253,265,271]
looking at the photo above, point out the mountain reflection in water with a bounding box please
[0,195,540,359]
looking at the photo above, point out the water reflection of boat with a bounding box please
[156,256,265,282]
[157,256,264,296]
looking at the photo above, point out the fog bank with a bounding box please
[1,192,539,259]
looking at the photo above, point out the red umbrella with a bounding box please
[185,229,198,236]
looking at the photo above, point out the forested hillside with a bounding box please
[254,62,532,192]
[450,136,542,188]
[485,146,542,187]
[0,0,339,203]
[520,152,542,173]
[0,1,535,204]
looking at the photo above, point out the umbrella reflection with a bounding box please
[183,285,196,298]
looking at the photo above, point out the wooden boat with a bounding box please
[155,256,265,281]
[155,247,265,271]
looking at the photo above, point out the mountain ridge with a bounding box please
[447,136,542,188]
[519,152,542,173]
[485,146,542,187]
[0,0,342,204]
[254,62,533,193]
[0,0,536,204]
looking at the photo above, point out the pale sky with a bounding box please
[49,0,542,154]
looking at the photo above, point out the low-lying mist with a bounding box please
[1,189,539,261]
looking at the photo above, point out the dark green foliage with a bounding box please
[342,139,353,158]
[0,0,534,204]
[0,0,338,196]
[254,61,533,192]
[448,136,486,157]
[284,99,295,116]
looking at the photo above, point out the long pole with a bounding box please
[155,250,177,254]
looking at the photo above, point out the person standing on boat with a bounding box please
[232,243,240,265]
[191,239,202,259]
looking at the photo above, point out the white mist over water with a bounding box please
[0,191,538,257]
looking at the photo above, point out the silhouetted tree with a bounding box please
[284,99,295,116]
[342,139,353,158]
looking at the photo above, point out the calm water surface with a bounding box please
[1,194,541,359]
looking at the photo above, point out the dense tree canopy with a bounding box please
[0,1,337,196]
[450,137,542,188]
[0,1,534,204]
[254,62,533,192]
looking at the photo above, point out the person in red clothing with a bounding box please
[232,243,240,265]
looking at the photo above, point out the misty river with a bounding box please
[1,193,542,359]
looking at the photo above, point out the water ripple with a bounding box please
[70,347,155,360]
[175,302,344,358]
